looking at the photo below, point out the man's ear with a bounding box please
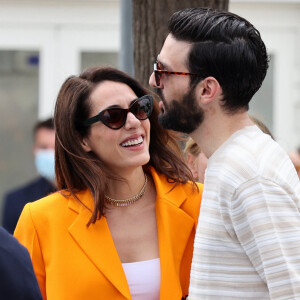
[196,77,222,105]
[80,137,92,153]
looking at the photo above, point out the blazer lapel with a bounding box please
[67,191,131,299]
[66,170,196,300]
[150,168,195,299]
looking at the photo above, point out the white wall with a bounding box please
[0,0,299,151]
[0,0,120,119]
[230,0,300,151]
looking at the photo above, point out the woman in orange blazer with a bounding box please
[14,67,203,300]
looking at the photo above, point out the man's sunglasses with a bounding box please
[153,61,201,86]
[83,94,153,130]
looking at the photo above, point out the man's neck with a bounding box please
[190,110,253,159]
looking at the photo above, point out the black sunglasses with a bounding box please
[154,61,201,86]
[83,94,153,130]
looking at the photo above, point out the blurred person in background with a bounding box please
[184,137,207,184]
[14,67,203,300]
[289,147,300,178]
[2,118,56,234]
[249,115,274,139]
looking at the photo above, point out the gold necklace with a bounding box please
[105,174,148,207]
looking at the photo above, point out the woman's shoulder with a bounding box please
[27,190,69,211]
[24,189,91,220]
[173,181,202,224]
[180,181,203,209]
[149,166,203,192]
[181,181,203,195]
[149,166,203,209]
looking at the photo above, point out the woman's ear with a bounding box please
[80,137,92,153]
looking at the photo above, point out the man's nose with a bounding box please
[149,72,156,87]
[149,72,163,88]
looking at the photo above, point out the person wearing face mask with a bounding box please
[184,137,207,184]
[2,118,56,234]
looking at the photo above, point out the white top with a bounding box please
[122,258,160,300]
[189,125,300,299]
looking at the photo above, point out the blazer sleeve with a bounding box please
[14,203,47,300]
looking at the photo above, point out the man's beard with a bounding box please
[158,88,204,134]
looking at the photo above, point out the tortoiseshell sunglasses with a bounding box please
[153,61,201,86]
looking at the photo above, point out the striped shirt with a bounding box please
[189,125,300,299]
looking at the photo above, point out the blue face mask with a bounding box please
[34,149,55,182]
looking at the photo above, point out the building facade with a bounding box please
[0,0,299,218]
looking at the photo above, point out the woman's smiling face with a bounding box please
[81,80,151,174]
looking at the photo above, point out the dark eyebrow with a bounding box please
[101,98,138,111]
[129,97,139,106]
[156,55,172,71]
[102,104,121,111]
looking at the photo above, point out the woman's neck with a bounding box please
[105,167,146,201]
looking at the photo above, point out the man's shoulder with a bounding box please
[209,127,298,192]
[5,177,53,201]
[230,125,274,151]
[214,126,281,164]
[207,128,284,188]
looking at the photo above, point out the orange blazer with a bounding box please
[14,167,203,300]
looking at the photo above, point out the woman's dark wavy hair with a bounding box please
[168,8,269,112]
[54,66,195,225]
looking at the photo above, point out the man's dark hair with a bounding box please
[168,8,269,112]
[33,118,54,134]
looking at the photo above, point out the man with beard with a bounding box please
[149,8,300,300]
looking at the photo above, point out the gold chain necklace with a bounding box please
[105,174,148,207]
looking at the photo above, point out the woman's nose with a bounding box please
[124,112,141,130]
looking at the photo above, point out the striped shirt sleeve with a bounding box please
[232,176,300,299]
